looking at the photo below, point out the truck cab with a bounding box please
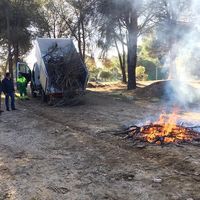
[16,62,31,84]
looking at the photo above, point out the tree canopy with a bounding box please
[0,0,47,78]
[0,0,199,86]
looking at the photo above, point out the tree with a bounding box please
[136,66,148,81]
[43,0,96,63]
[40,0,69,38]
[96,0,156,89]
[0,45,9,76]
[0,0,47,79]
[0,0,13,78]
[114,31,127,83]
[137,33,162,80]
[152,0,192,79]
[97,19,128,83]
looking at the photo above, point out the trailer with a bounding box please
[18,38,88,104]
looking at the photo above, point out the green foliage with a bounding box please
[85,56,96,71]
[137,33,168,80]
[109,56,121,70]
[101,57,121,81]
[87,55,122,82]
[99,70,113,81]
[0,0,47,59]
[138,59,166,80]
[136,66,148,81]
[89,68,101,81]
[89,66,121,82]
[137,59,156,80]
[102,58,114,69]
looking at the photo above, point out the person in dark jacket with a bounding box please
[2,72,16,111]
[0,79,3,113]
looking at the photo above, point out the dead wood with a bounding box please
[108,124,200,146]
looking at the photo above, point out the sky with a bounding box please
[25,46,36,69]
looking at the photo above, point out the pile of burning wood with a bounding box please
[114,113,200,146]
[119,124,200,145]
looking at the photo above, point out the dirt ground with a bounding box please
[0,82,200,200]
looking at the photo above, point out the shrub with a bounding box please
[136,66,148,81]
[99,71,113,81]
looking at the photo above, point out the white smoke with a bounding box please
[159,0,200,105]
[108,0,200,106]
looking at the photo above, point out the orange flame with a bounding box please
[141,112,194,143]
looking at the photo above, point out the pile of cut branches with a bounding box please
[101,124,200,146]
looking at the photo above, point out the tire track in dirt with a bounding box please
[14,96,200,200]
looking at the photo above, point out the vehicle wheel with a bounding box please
[32,92,37,98]
[30,83,37,98]
[47,95,55,106]
[41,89,48,102]
[31,88,37,98]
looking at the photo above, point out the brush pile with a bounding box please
[44,44,86,93]
[42,43,87,106]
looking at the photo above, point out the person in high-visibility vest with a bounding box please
[17,73,27,99]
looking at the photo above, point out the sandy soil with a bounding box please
[0,83,200,200]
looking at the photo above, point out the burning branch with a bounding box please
[114,124,200,145]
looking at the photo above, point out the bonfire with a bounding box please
[115,112,200,145]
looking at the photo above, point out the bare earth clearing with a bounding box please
[0,81,200,200]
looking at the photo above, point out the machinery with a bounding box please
[16,62,31,84]
[17,38,88,104]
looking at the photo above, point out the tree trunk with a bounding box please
[14,42,20,73]
[8,47,13,79]
[121,61,127,83]
[122,38,127,83]
[53,20,56,38]
[114,37,127,83]
[77,19,83,61]
[127,16,138,90]
[81,19,86,63]
[6,6,13,80]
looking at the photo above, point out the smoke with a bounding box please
[127,0,200,106]
[157,0,200,105]
[104,0,200,107]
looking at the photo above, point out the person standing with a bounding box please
[2,72,16,111]
[0,79,4,113]
[17,73,27,99]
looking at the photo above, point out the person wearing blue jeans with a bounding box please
[2,72,16,111]
[0,80,4,113]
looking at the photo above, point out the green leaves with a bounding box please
[0,0,46,57]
